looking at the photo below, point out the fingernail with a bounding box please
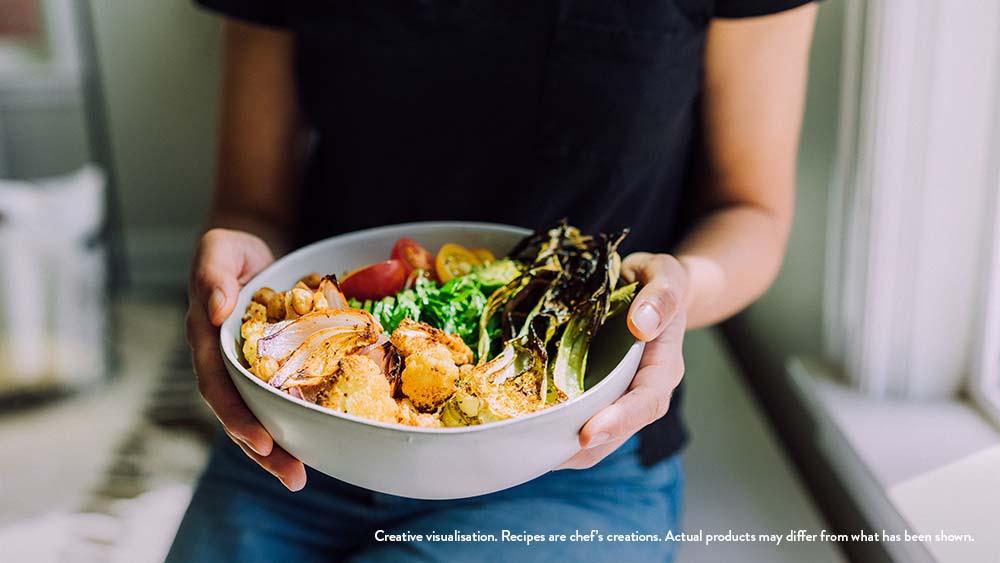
[208,288,225,316]
[282,473,306,492]
[632,303,660,337]
[586,432,609,449]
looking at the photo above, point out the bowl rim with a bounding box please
[219,220,644,435]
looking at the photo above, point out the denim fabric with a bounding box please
[166,430,684,563]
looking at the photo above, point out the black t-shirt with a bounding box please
[197,0,814,466]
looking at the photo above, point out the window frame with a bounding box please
[969,180,1000,425]
[823,0,1000,406]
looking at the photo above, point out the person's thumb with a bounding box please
[622,254,686,341]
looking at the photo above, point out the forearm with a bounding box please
[673,199,791,330]
[671,5,815,329]
[202,20,302,258]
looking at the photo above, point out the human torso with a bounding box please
[290,1,708,255]
[283,0,709,463]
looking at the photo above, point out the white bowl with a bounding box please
[220,222,643,499]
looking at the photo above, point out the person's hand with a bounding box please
[557,252,689,469]
[187,228,307,491]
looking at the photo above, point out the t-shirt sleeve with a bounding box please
[194,0,289,29]
[715,0,817,19]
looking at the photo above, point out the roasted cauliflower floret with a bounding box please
[391,318,473,365]
[397,398,443,428]
[241,314,267,365]
[400,344,459,411]
[439,347,544,427]
[244,300,267,323]
[316,355,398,423]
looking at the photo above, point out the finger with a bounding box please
[187,304,274,457]
[191,267,239,327]
[623,255,687,341]
[191,229,274,326]
[579,314,686,447]
[228,429,307,492]
[620,252,654,284]
[555,436,630,471]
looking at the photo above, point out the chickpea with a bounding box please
[254,356,279,382]
[291,287,314,315]
[266,291,286,322]
[300,272,323,289]
[283,291,302,320]
[252,286,277,305]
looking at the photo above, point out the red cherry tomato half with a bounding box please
[391,238,436,279]
[339,259,408,301]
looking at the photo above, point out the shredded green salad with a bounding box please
[348,259,522,359]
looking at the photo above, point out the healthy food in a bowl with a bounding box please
[237,221,636,428]
[221,222,644,499]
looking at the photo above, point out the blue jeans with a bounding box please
[166,430,684,563]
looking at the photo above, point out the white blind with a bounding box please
[824,0,1000,399]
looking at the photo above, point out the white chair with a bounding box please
[0,165,107,394]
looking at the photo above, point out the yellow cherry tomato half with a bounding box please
[435,243,481,283]
[470,248,496,263]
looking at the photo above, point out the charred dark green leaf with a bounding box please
[477,221,635,403]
